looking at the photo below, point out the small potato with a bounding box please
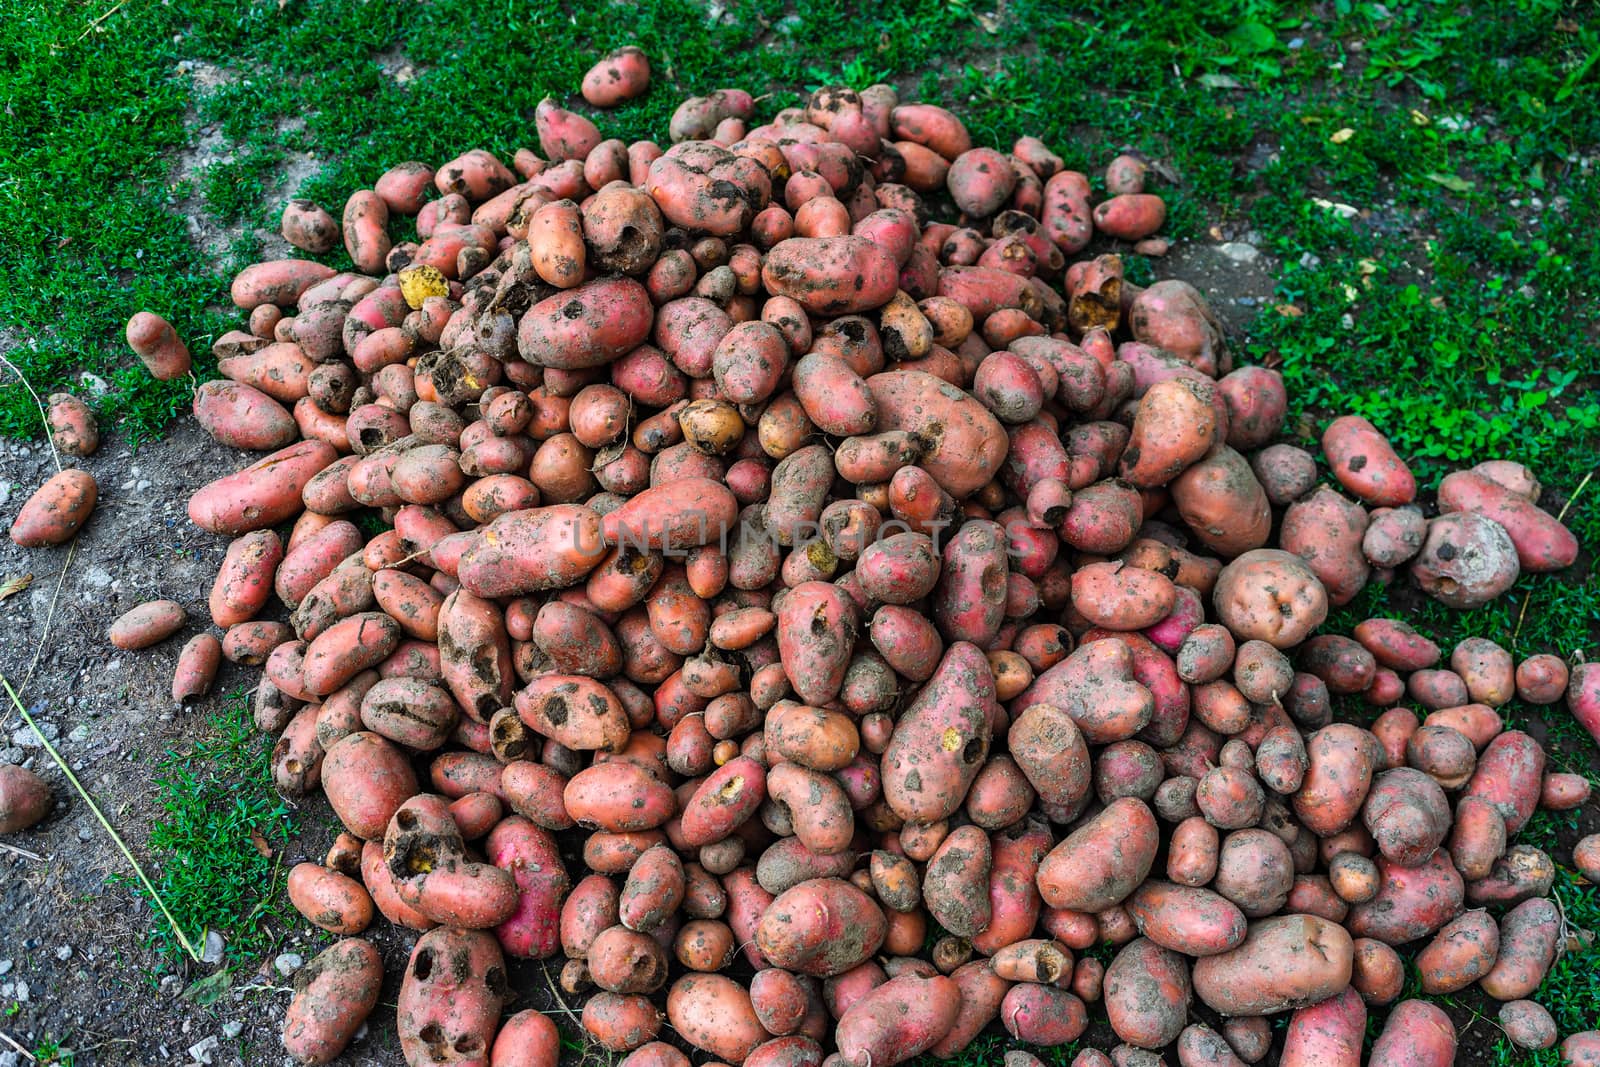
[1037,798,1158,911]
[281,198,339,253]
[126,310,192,379]
[1321,415,1416,506]
[1515,653,1568,704]
[582,46,652,108]
[1250,444,1317,506]
[1350,938,1403,1004]
[1094,193,1166,241]
[1416,907,1499,994]
[1363,506,1427,567]
[1499,1000,1557,1050]
[0,766,52,833]
[46,393,98,457]
[1451,636,1515,707]
[1280,486,1369,606]
[108,599,186,650]
[10,468,98,547]
[287,862,374,935]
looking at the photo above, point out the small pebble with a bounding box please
[188,1035,219,1064]
[201,930,226,965]
[67,724,89,744]
[55,945,72,961]
[222,1021,244,1040]
[0,960,10,975]
[1219,241,1259,263]
[274,952,305,976]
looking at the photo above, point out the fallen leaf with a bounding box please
[1198,73,1244,90]
[973,11,1001,34]
[182,968,233,1006]
[1409,109,1430,126]
[1329,128,1355,144]
[248,828,273,858]
[1273,304,1303,318]
[1425,172,1473,193]
[0,574,32,601]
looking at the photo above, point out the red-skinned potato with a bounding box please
[396,928,507,1066]
[0,766,52,834]
[1191,914,1354,1016]
[10,468,98,547]
[583,47,651,107]
[836,973,961,1067]
[126,310,192,379]
[281,938,383,1065]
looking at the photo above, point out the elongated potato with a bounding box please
[1191,915,1354,1016]
[281,938,383,1065]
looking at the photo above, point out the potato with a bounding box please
[1361,767,1450,866]
[458,505,606,598]
[1410,511,1520,608]
[756,878,886,977]
[868,370,1008,498]
[1362,506,1427,567]
[1352,618,1439,672]
[836,973,961,1067]
[1499,1000,1557,1050]
[1037,797,1158,912]
[1463,729,1545,834]
[1000,983,1088,1046]
[1176,1024,1248,1067]
[516,278,654,371]
[281,938,383,1065]
[1171,446,1272,557]
[1212,549,1328,648]
[491,1010,561,1067]
[649,140,774,235]
[1095,194,1166,241]
[1192,914,1354,1016]
[1321,415,1416,507]
[1345,849,1463,944]
[679,755,765,847]
[1479,897,1560,1000]
[1293,723,1377,836]
[321,731,419,839]
[881,641,994,822]
[921,825,991,937]
[583,46,651,107]
[125,310,192,379]
[1215,367,1286,450]
[1126,881,1246,957]
[1438,470,1577,572]
[1279,986,1364,1067]
[231,259,337,309]
[1119,378,1220,488]
[1515,653,1568,704]
[582,991,663,1052]
[189,440,335,536]
[1355,998,1454,1067]
[1212,829,1293,918]
[1250,444,1317,506]
[172,633,223,704]
[396,929,507,1066]
[1129,280,1227,376]
[1413,907,1499,994]
[1016,639,1154,746]
[1103,938,1191,1049]
[287,862,374,935]
[46,393,98,457]
[1280,486,1369,606]
[107,599,186,650]
[1072,562,1177,631]
[0,766,52,833]
[1466,844,1554,906]
[9,468,98,547]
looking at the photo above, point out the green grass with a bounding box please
[112,689,297,966]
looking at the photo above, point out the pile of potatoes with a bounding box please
[6,45,1600,1067]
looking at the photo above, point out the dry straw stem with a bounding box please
[1,671,201,962]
